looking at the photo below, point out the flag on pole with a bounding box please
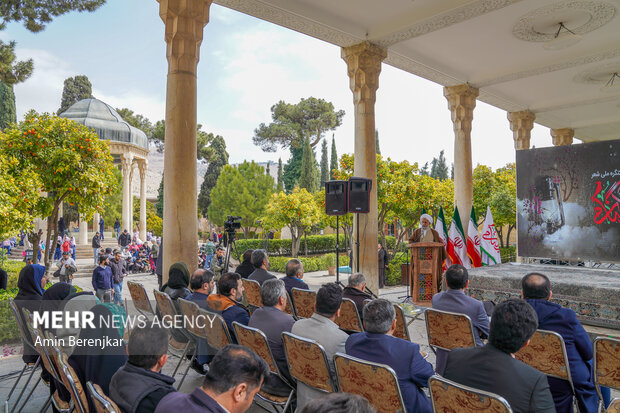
[467,206,482,268]
[435,206,451,270]
[481,206,502,266]
[447,206,469,268]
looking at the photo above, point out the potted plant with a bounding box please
[325,253,336,276]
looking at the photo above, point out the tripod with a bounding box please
[223,231,239,272]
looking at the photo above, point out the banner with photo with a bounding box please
[516,139,620,261]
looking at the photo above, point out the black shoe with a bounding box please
[190,359,206,375]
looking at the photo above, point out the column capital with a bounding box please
[341,42,387,110]
[137,159,148,179]
[508,110,536,150]
[444,84,479,137]
[551,128,574,146]
[120,153,134,171]
[158,0,212,75]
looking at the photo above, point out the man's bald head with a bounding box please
[521,272,551,300]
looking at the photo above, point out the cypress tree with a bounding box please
[375,129,381,155]
[320,139,329,187]
[329,134,338,179]
[156,174,164,218]
[299,137,317,192]
[277,158,284,192]
[0,82,16,130]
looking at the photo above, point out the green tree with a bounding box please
[0,153,41,239]
[0,82,16,131]
[208,162,274,237]
[420,162,429,176]
[261,187,322,257]
[282,147,302,192]
[1,111,117,266]
[266,161,270,175]
[156,173,164,218]
[299,137,317,192]
[473,164,494,224]
[57,75,92,115]
[151,120,165,152]
[329,134,337,179]
[430,150,449,181]
[198,135,228,217]
[0,0,105,32]
[0,40,34,130]
[375,129,381,155]
[491,163,516,247]
[116,108,153,136]
[276,158,284,192]
[101,167,122,226]
[320,138,329,188]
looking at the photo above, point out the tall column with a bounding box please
[158,0,211,282]
[444,84,478,236]
[508,110,535,150]
[138,160,148,242]
[93,212,100,236]
[551,128,574,146]
[79,214,88,245]
[342,41,387,293]
[129,163,136,233]
[120,153,133,233]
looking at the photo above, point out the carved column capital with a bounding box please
[158,0,212,75]
[137,159,148,181]
[551,128,574,146]
[120,153,134,174]
[508,110,536,150]
[341,42,387,112]
[444,85,479,137]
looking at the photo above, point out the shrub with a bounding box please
[386,252,409,286]
[267,253,350,273]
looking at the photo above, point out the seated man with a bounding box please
[291,283,348,410]
[248,249,276,285]
[186,269,216,374]
[346,299,434,413]
[155,345,269,413]
[248,279,295,395]
[110,324,176,413]
[280,258,309,297]
[444,299,555,413]
[522,272,598,413]
[431,264,489,374]
[234,249,254,279]
[341,273,372,318]
[207,272,250,342]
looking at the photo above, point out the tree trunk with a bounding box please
[290,226,300,257]
[27,231,41,264]
[506,225,515,247]
[44,194,67,269]
[497,227,505,248]
[304,231,308,257]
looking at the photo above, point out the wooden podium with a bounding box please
[408,242,444,304]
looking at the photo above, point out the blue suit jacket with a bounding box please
[431,289,489,375]
[526,299,598,413]
[346,332,434,413]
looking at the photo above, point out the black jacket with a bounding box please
[248,268,276,285]
[119,232,131,247]
[342,286,371,318]
[109,258,126,284]
[92,235,101,249]
[110,362,176,413]
[235,260,254,279]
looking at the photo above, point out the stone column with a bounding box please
[551,128,574,146]
[79,214,88,245]
[93,212,100,236]
[120,153,133,233]
[508,110,535,150]
[444,84,478,236]
[138,160,148,242]
[341,41,387,293]
[158,0,211,282]
[129,162,136,233]
[58,202,63,219]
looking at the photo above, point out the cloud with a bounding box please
[93,89,165,123]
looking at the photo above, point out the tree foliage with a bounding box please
[0,0,105,32]
[276,158,284,192]
[116,108,153,135]
[375,130,381,155]
[299,137,317,192]
[57,75,92,115]
[198,135,228,217]
[282,147,302,193]
[329,134,337,180]
[0,81,16,131]
[208,162,274,237]
[320,138,329,188]
[0,40,33,85]
[253,97,344,152]
[0,112,117,266]
[101,167,122,226]
[260,188,322,257]
[430,150,449,181]
[0,153,41,239]
[156,173,164,218]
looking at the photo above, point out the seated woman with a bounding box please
[160,262,191,344]
[14,263,48,363]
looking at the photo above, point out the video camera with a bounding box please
[224,215,242,233]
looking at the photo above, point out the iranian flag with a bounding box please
[435,206,451,270]
[447,206,469,268]
[467,206,482,268]
[481,206,502,266]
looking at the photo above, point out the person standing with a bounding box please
[92,254,113,302]
[92,231,101,264]
[377,243,388,288]
[119,229,131,248]
[114,218,121,240]
[99,216,105,241]
[56,251,78,284]
[110,250,127,306]
[408,213,447,290]
[70,235,76,260]
[58,216,66,236]
[211,246,226,280]
[150,240,159,275]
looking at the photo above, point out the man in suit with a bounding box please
[207,272,250,343]
[186,269,216,374]
[522,272,598,413]
[248,279,295,396]
[341,273,372,319]
[291,283,348,411]
[248,249,276,285]
[431,264,489,374]
[346,299,434,413]
[280,258,309,297]
[444,298,556,413]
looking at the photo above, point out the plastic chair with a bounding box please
[428,374,512,412]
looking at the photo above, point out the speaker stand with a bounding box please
[335,216,344,289]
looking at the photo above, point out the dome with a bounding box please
[59,98,149,150]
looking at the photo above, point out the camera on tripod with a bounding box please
[224,215,242,233]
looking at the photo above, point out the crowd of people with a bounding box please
[8,234,616,413]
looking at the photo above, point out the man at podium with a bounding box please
[408,214,447,292]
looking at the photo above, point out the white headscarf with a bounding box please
[420,213,433,227]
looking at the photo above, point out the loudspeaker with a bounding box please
[324,181,348,215]
[348,177,372,213]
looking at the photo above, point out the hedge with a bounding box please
[268,253,351,273]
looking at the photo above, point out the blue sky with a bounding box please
[2,0,553,169]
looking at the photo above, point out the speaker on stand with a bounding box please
[325,181,348,287]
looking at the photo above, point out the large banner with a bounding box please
[516,139,620,261]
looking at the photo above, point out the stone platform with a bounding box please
[467,263,620,330]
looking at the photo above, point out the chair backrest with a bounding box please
[284,291,296,317]
[392,304,410,341]
[335,298,363,332]
[153,289,177,318]
[87,382,121,413]
[242,278,263,308]
[425,308,476,351]
[199,308,232,350]
[52,344,90,413]
[514,329,572,383]
[429,375,513,413]
[25,319,62,383]
[177,298,207,340]
[291,288,316,319]
[334,353,406,413]
[127,281,154,316]
[9,300,37,356]
[281,332,336,393]
[233,322,279,374]
[593,337,620,391]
